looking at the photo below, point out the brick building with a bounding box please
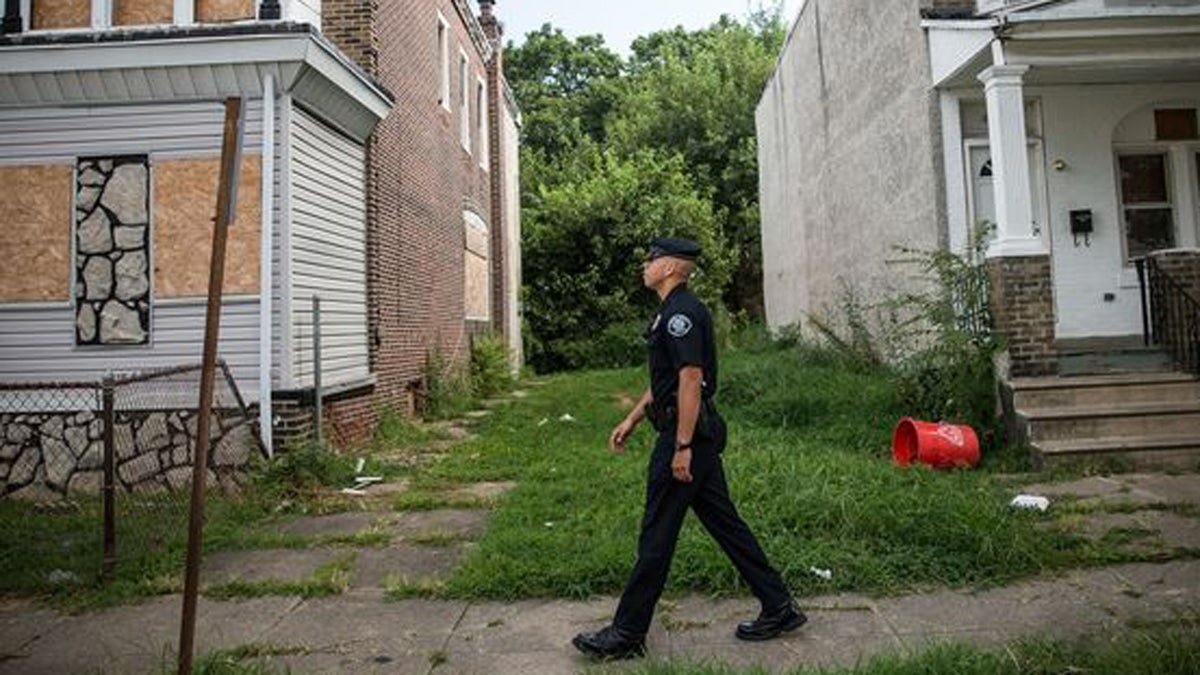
[313,0,523,446]
[0,0,522,454]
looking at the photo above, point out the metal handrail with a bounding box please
[1136,256,1200,376]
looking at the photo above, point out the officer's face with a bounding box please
[642,256,664,288]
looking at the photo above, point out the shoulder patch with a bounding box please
[667,314,693,338]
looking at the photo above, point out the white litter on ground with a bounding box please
[809,567,833,580]
[1010,494,1051,511]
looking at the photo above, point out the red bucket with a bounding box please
[892,418,980,469]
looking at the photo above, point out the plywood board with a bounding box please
[32,0,90,29]
[114,0,173,26]
[0,165,72,303]
[464,250,489,320]
[153,155,262,298]
[196,0,256,22]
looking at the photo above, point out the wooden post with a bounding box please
[178,97,244,675]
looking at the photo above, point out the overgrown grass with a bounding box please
[203,552,355,600]
[390,343,1172,601]
[592,620,1200,675]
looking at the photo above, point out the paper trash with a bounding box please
[1010,495,1050,511]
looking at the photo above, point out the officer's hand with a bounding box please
[672,449,693,483]
[609,418,636,454]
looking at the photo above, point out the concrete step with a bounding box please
[1019,401,1200,442]
[1033,434,1200,470]
[1010,372,1200,409]
[1057,348,1175,376]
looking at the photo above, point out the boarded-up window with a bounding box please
[153,155,262,298]
[1155,109,1198,141]
[196,0,257,23]
[464,211,489,320]
[0,165,72,303]
[114,0,174,26]
[32,0,91,30]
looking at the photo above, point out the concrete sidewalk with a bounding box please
[1,559,1197,675]
[2,472,1198,674]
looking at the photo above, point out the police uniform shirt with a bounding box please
[646,284,718,414]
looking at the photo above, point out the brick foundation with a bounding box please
[1151,249,1200,303]
[987,255,1057,377]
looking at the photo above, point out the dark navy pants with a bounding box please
[613,417,791,636]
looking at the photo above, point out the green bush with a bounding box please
[423,347,475,420]
[553,318,647,371]
[470,333,516,398]
[256,443,354,496]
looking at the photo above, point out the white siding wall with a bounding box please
[0,100,281,399]
[288,105,368,388]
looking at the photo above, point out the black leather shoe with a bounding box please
[571,625,647,660]
[735,603,807,641]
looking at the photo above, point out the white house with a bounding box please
[757,0,1200,466]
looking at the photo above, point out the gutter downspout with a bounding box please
[259,73,276,457]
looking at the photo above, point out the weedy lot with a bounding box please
[2,342,1194,611]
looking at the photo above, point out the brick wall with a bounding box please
[480,3,508,342]
[1151,250,1200,305]
[321,0,379,75]
[987,255,1057,377]
[318,0,498,440]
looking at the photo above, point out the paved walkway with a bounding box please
[1,473,1198,674]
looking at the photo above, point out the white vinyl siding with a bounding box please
[0,100,278,399]
[288,105,368,389]
[0,298,262,391]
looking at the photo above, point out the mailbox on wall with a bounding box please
[1070,209,1093,246]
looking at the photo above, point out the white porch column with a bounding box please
[978,64,1043,257]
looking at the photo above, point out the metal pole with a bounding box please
[101,374,116,580]
[179,98,244,675]
[313,296,323,447]
[1135,258,1149,347]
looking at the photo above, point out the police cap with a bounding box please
[646,237,702,262]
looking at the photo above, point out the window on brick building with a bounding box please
[459,51,471,152]
[437,13,450,110]
[477,78,488,170]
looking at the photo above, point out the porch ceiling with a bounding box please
[0,26,392,142]
[937,14,1200,89]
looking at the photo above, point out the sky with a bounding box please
[489,0,805,56]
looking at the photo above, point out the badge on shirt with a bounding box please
[667,314,692,337]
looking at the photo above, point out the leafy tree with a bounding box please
[504,6,785,371]
[522,149,731,372]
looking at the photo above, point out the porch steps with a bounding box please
[1009,372,1200,469]
[1055,337,1174,376]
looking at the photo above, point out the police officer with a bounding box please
[572,237,805,660]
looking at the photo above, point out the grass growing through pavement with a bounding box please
[593,620,1200,675]
[397,341,1172,601]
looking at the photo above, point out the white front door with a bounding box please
[965,142,1049,247]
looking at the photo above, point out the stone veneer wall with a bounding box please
[987,255,1057,377]
[1,408,254,500]
[75,157,151,346]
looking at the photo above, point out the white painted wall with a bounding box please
[286,0,321,29]
[502,104,522,369]
[1036,83,1200,338]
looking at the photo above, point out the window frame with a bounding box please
[1114,147,1178,263]
[459,49,470,152]
[437,13,451,111]
[476,76,488,170]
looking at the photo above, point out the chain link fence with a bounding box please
[0,361,264,590]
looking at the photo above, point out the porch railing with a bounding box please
[1135,256,1200,376]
